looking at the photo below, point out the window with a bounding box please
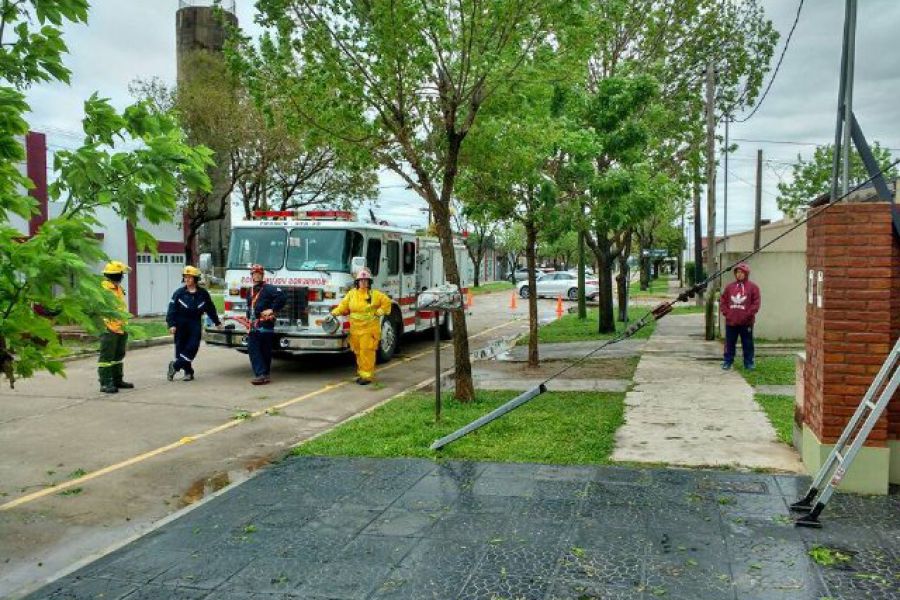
[366,238,381,276]
[402,241,416,275]
[286,229,364,272]
[227,228,287,270]
[386,241,400,275]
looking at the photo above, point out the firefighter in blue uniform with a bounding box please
[166,265,221,381]
[246,263,286,385]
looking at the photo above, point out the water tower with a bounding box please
[176,0,239,268]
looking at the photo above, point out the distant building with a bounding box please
[18,132,188,317]
[711,219,807,341]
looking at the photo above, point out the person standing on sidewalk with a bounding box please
[98,261,133,394]
[246,264,285,385]
[166,266,221,382]
[719,262,761,371]
[327,267,392,385]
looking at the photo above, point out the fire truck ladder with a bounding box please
[790,336,900,528]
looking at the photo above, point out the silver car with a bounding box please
[517,271,599,300]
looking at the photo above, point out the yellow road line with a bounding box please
[0,318,519,512]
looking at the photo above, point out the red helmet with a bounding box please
[355,267,373,281]
[250,264,265,274]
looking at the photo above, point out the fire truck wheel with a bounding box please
[439,311,454,340]
[377,314,400,363]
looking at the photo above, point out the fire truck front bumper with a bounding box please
[204,327,350,354]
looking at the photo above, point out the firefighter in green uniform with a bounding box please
[98,261,134,394]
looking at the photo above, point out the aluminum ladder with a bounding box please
[790,337,900,527]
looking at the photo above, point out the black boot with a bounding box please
[99,367,118,393]
[113,363,134,389]
[167,361,177,381]
[183,372,194,382]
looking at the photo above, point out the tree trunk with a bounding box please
[431,199,474,402]
[593,237,615,334]
[577,230,586,319]
[185,224,198,266]
[525,218,539,368]
[616,232,632,323]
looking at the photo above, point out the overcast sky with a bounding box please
[25,0,900,233]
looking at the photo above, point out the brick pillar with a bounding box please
[802,201,899,493]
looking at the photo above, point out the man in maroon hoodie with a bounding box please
[719,262,761,370]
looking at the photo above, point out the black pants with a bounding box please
[173,321,202,375]
[248,329,275,377]
[724,324,755,367]
[98,332,127,387]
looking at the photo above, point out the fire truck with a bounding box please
[204,209,474,362]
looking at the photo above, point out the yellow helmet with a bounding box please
[182,265,202,278]
[102,261,130,275]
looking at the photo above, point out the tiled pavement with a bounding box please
[26,457,899,600]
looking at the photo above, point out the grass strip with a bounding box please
[293,390,625,465]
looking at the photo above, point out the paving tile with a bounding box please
[25,577,138,600]
[21,458,899,600]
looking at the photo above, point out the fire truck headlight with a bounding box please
[279,338,291,349]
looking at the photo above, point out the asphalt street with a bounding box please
[0,292,551,597]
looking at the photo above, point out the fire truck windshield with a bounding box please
[285,228,363,272]
[227,228,287,270]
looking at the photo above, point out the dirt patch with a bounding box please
[477,356,638,380]
[180,471,231,507]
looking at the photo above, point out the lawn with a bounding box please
[293,390,626,465]
[472,281,515,295]
[628,277,669,296]
[128,319,171,341]
[519,307,658,345]
[210,292,225,313]
[755,394,794,445]
[737,356,796,387]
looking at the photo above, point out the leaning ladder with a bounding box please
[790,337,900,527]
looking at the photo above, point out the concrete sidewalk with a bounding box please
[612,313,804,472]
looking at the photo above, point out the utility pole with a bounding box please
[678,207,685,288]
[704,63,717,341]
[754,149,763,251]
[840,0,856,197]
[723,116,729,254]
[692,163,703,307]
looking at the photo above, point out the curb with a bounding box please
[61,336,173,363]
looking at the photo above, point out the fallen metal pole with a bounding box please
[430,384,547,450]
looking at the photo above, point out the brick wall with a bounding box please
[804,202,899,446]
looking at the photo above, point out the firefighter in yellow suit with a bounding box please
[98,261,133,394]
[330,268,392,385]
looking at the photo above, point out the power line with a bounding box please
[732,0,804,123]
[732,137,900,153]
[726,168,779,199]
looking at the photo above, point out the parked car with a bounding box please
[517,271,599,300]
[509,267,554,283]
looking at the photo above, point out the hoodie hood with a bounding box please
[733,262,750,277]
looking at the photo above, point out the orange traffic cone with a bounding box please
[510,291,518,309]
[466,289,474,308]
[556,294,564,318]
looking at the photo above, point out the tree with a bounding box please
[567,0,777,333]
[451,201,496,288]
[494,221,525,277]
[230,0,582,400]
[131,53,377,264]
[776,143,897,217]
[1,2,212,388]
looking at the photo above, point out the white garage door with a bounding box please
[136,253,185,316]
